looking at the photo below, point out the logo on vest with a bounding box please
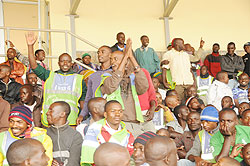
[54,85,72,91]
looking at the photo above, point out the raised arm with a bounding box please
[25,32,38,69]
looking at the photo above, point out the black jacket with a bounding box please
[0,78,22,104]
[242,53,250,77]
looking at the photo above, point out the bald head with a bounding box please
[144,136,177,166]
[165,95,180,108]
[94,142,130,166]
[216,71,228,82]
[88,97,107,120]
[215,157,240,166]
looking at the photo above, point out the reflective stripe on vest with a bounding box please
[42,72,83,126]
[197,76,213,96]
[199,130,215,163]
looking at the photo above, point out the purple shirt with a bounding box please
[80,67,112,117]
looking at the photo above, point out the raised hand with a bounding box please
[25,32,37,46]
[200,37,205,48]
[124,38,133,58]
[229,144,244,158]
[5,40,15,47]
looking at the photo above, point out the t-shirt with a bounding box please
[152,108,164,130]
[210,125,250,162]
[232,87,249,104]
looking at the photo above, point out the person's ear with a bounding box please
[104,112,107,119]
[60,111,66,118]
[24,158,31,166]
[178,113,182,118]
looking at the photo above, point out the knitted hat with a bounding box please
[9,106,33,125]
[200,106,219,122]
[153,72,162,78]
[134,131,157,145]
[81,70,95,80]
[82,53,91,58]
[185,96,196,106]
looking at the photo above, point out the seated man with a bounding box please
[156,128,170,137]
[240,143,250,166]
[186,96,205,113]
[0,48,25,85]
[81,100,134,165]
[240,109,250,126]
[144,136,177,166]
[76,97,107,139]
[26,32,87,127]
[0,65,22,104]
[166,104,190,139]
[0,106,53,166]
[6,138,49,166]
[46,101,83,166]
[26,72,43,103]
[213,157,240,166]
[131,131,157,166]
[94,142,130,166]
[239,102,250,118]
[221,96,238,114]
[175,111,201,159]
[11,84,42,127]
[210,108,250,162]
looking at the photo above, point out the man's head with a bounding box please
[82,53,91,65]
[238,73,249,88]
[144,136,177,166]
[110,51,124,71]
[174,104,190,121]
[221,96,233,109]
[156,128,170,138]
[6,138,49,166]
[0,65,11,80]
[97,45,112,64]
[7,48,17,60]
[200,106,219,132]
[200,65,208,76]
[133,131,157,166]
[152,77,160,91]
[58,53,73,72]
[186,97,201,111]
[104,100,123,130]
[20,84,34,105]
[227,42,236,55]
[241,109,250,126]
[165,95,180,109]
[116,32,125,45]
[212,43,220,53]
[184,43,194,55]
[140,35,149,48]
[219,108,238,136]
[94,142,130,166]
[9,106,32,137]
[213,157,240,166]
[216,71,229,84]
[241,143,250,166]
[46,101,71,126]
[244,42,250,54]
[172,38,185,52]
[239,102,250,117]
[185,85,197,98]
[35,49,45,62]
[156,92,163,106]
[187,112,201,131]
[166,89,178,97]
[26,73,38,87]
[88,97,107,121]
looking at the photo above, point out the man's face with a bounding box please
[104,103,123,128]
[7,48,16,60]
[221,97,233,109]
[152,78,160,91]
[219,111,237,136]
[46,103,63,125]
[58,54,73,72]
[141,36,149,47]
[227,44,235,55]
[239,103,250,117]
[222,74,229,84]
[0,66,9,80]
[117,33,125,45]
[212,45,220,53]
[180,106,190,121]
[201,120,218,132]
[242,145,250,165]
[175,39,185,51]
[244,46,250,54]
[20,87,33,104]
[186,86,197,98]
[156,93,163,105]
[97,47,111,63]
[166,96,180,108]
[241,111,250,126]
[35,51,45,62]
[200,66,208,76]
[187,113,201,131]
[82,56,91,65]
[133,143,145,165]
[9,117,29,137]
[189,98,201,110]
[29,144,50,166]
[239,74,249,87]
[27,73,38,87]
[110,52,123,71]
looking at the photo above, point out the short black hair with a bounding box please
[53,101,71,118]
[216,71,227,81]
[173,104,186,119]
[104,100,121,112]
[228,42,235,47]
[116,32,125,38]
[213,43,220,47]
[35,49,44,56]
[140,35,148,40]
[172,38,183,47]
[0,65,11,73]
[166,90,177,97]
[242,109,250,119]
[219,108,237,118]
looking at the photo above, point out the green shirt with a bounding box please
[210,125,250,162]
[33,64,87,101]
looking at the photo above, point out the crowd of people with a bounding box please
[0,31,250,166]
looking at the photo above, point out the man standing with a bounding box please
[204,43,221,77]
[221,42,245,89]
[46,101,83,166]
[135,35,160,76]
[25,32,87,127]
[242,42,250,78]
[111,32,126,52]
[162,38,195,100]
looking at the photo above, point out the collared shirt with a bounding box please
[166,120,189,134]
[210,125,250,162]
[232,86,249,104]
[162,49,194,85]
[175,131,196,152]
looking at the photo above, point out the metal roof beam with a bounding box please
[163,0,179,17]
[70,0,81,15]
